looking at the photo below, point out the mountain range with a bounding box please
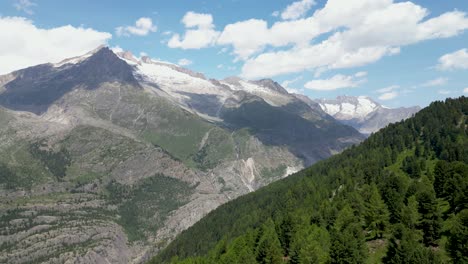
[0,46,419,263]
[153,96,468,264]
[314,96,421,135]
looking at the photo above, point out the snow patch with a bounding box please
[321,103,340,115]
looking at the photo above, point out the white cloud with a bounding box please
[217,64,223,69]
[13,0,36,15]
[420,77,448,87]
[217,19,270,60]
[281,76,303,93]
[304,72,366,91]
[168,12,219,49]
[379,91,398,100]
[281,76,302,89]
[377,85,399,93]
[436,48,468,70]
[281,0,316,20]
[235,0,468,78]
[272,11,280,17]
[438,89,452,95]
[116,17,157,36]
[354,71,367,78]
[464,88,468,94]
[376,85,401,100]
[165,1,468,79]
[177,58,193,66]
[0,16,111,74]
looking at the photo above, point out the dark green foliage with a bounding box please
[379,172,406,223]
[329,206,367,264]
[0,163,18,189]
[255,219,283,264]
[29,141,71,180]
[289,224,330,264]
[447,209,468,263]
[151,97,468,264]
[383,225,440,264]
[107,174,194,241]
[363,184,390,239]
[416,186,442,246]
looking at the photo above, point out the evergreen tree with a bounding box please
[363,184,390,239]
[330,206,367,264]
[400,196,421,230]
[383,225,440,264]
[290,225,330,264]
[447,209,468,263]
[417,188,442,246]
[255,219,283,264]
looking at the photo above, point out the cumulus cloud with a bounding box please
[233,0,468,78]
[168,12,219,49]
[0,16,111,74]
[116,17,157,36]
[165,1,468,79]
[178,58,193,66]
[281,0,316,20]
[304,72,366,91]
[13,0,36,15]
[217,19,270,60]
[464,88,468,94]
[436,48,468,70]
[420,77,448,87]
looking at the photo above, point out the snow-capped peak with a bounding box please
[53,45,107,68]
[317,95,380,120]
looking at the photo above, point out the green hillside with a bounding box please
[152,96,468,264]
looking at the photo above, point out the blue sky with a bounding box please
[1,0,468,108]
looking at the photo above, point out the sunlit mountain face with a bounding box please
[0,0,467,263]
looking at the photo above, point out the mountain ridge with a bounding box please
[0,46,363,263]
[153,96,468,264]
[313,95,421,134]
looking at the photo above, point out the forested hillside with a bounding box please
[152,97,468,263]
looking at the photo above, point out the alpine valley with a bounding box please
[0,47,419,263]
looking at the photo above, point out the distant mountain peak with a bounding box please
[314,95,420,134]
[0,46,139,114]
[251,79,289,95]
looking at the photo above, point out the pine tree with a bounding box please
[255,219,283,264]
[330,206,367,264]
[447,209,468,263]
[290,225,330,264]
[401,196,421,230]
[364,184,390,239]
[383,225,440,264]
[417,189,442,246]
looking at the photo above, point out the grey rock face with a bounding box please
[0,46,363,263]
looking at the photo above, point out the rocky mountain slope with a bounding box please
[311,96,420,134]
[153,96,468,264]
[0,47,363,263]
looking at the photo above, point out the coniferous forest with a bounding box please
[151,97,468,264]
